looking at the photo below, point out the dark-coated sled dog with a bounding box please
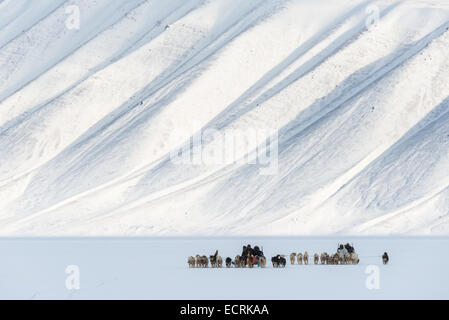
[210,250,218,268]
[271,255,286,268]
[382,252,389,265]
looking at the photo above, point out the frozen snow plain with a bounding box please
[1,0,449,236]
[1,237,448,299]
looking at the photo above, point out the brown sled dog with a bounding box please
[259,256,267,268]
[216,255,223,268]
[196,255,209,268]
[303,251,309,265]
[320,253,327,265]
[247,254,256,268]
[233,255,241,268]
[187,256,195,268]
[297,253,303,265]
[290,253,296,265]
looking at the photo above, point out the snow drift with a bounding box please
[1,0,449,236]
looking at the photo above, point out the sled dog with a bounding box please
[217,256,223,268]
[297,253,303,265]
[290,253,296,265]
[188,256,195,268]
[304,251,309,265]
[382,252,389,265]
[259,256,267,268]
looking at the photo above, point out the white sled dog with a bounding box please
[216,256,223,268]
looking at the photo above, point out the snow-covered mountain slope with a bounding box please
[1,0,449,236]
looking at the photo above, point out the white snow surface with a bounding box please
[1,0,449,236]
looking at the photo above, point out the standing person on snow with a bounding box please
[345,243,354,254]
[341,245,348,263]
[246,244,257,266]
[247,244,254,256]
[253,245,263,258]
[252,245,264,266]
[241,245,248,260]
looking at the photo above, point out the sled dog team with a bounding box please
[188,246,268,268]
[188,250,224,268]
[188,251,359,268]
[188,254,268,268]
[289,251,359,265]
[187,244,389,268]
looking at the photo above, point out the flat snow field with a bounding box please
[0,237,448,299]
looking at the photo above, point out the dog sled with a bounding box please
[188,243,365,268]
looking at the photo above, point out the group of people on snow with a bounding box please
[240,244,265,266]
[337,243,355,256]
[337,243,389,265]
